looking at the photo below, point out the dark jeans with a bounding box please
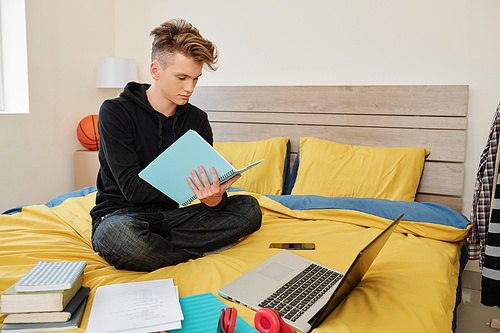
[91,195,262,271]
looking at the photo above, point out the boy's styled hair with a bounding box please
[150,19,218,71]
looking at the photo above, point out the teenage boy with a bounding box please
[90,19,262,272]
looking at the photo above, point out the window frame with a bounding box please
[0,0,29,114]
[0,4,4,111]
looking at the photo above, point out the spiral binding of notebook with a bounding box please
[181,196,197,207]
[219,170,237,184]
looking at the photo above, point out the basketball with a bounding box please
[77,115,99,150]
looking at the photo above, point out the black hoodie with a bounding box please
[90,82,214,225]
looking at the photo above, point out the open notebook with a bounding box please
[139,130,264,206]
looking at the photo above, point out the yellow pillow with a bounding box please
[290,137,428,201]
[214,138,290,195]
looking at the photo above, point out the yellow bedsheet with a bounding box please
[0,191,468,332]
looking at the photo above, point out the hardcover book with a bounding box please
[3,286,90,323]
[1,273,84,313]
[14,261,87,292]
[0,296,87,333]
[139,129,264,206]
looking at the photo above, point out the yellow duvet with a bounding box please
[0,189,470,332]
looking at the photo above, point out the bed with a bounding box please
[0,85,470,332]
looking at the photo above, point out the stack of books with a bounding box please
[1,261,89,333]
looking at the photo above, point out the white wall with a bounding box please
[116,0,500,216]
[1,0,499,214]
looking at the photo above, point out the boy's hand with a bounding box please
[187,166,241,207]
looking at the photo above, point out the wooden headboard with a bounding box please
[189,85,468,212]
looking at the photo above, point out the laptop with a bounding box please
[218,214,403,333]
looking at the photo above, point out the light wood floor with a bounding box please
[456,288,500,332]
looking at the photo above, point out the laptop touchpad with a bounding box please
[258,262,294,281]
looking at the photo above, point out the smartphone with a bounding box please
[269,242,315,250]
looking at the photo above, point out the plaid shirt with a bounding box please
[468,104,500,268]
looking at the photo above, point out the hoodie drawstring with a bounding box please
[157,115,180,150]
[157,115,163,150]
[172,117,178,140]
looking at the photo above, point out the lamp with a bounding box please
[96,57,138,92]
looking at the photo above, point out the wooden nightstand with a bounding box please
[74,150,99,190]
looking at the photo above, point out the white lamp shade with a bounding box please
[96,57,138,89]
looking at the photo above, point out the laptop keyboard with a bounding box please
[258,263,342,322]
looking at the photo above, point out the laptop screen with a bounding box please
[308,215,402,330]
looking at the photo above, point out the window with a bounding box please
[0,20,4,111]
[0,0,29,114]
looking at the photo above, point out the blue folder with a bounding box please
[174,292,258,332]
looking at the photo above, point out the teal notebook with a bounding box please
[139,130,264,206]
[173,292,257,332]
